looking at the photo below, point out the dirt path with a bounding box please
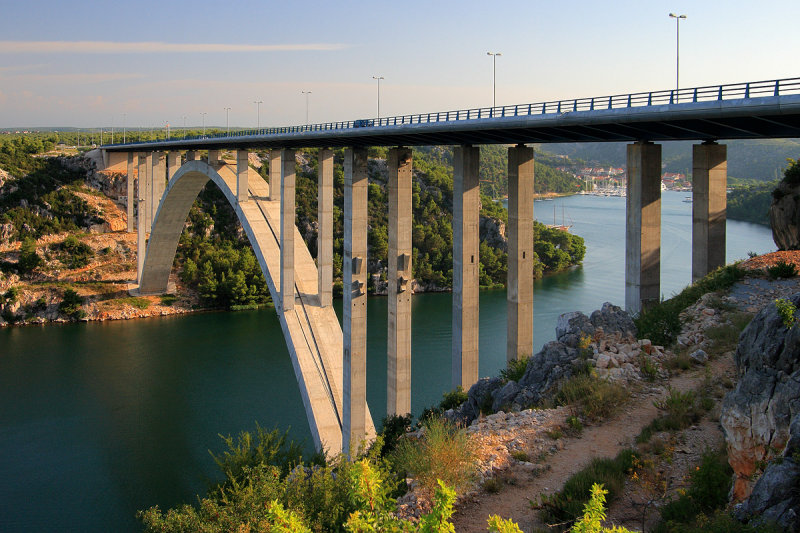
[452,358,732,532]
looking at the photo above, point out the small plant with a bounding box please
[747,251,758,258]
[766,260,798,279]
[510,450,530,462]
[117,296,150,310]
[547,428,563,440]
[566,415,584,435]
[482,477,503,494]
[439,386,468,411]
[390,416,476,497]
[570,483,635,533]
[500,355,530,382]
[775,298,798,329]
[639,354,659,381]
[553,374,629,421]
[159,294,178,306]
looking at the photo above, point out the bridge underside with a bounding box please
[138,160,374,455]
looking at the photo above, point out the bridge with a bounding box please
[100,77,800,455]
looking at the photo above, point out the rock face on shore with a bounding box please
[770,180,800,250]
[720,293,800,517]
[451,302,644,424]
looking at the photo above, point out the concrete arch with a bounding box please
[139,159,373,454]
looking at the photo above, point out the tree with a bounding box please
[17,237,41,274]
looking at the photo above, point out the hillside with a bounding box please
[542,138,800,180]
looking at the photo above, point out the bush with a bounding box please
[58,288,85,319]
[375,413,413,457]
[17,237,41,274]
[59,235,94,269]
[637,387,707,443]
[116,296,150,310]
[390,416,476,497]
[775,298,798,329]
[635,265,745,346]
[552,374,629,421]
[538,449,637,525]
[766,260,798,279]
[500,356,530,382]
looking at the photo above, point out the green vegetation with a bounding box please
[727,181,777,226]
[634,265,746,346]
[775,298,798,329]
[17,237,41,274]
[58,235,94,269]
[390,416,476,497]
[766,260,798,279]
[58,288,86,319]
[537,449,638,525]
[552,373,629,421]
[571,483,635,533]
[115,296,151,310]
[500,355,531,382]
[636,387,710,444]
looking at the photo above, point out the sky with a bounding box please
[0,0,798,129]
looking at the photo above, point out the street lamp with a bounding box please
[201,112,207,137]
[122,113,126,144]
[669,13,687,102]
[372,76,384,119]
[301,90,312,125]
[182,115,187,139]
[253,100,263,130]
[487,51,502,109]
[224,107,231,136]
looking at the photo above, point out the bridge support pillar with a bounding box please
[343,147,368,453]
[453,145,480,390]
[144,152,153,233]
[236,150,249,203]
[318,149,334,307]
[185,151,196,162]
[626,141,662,313]
[207,150,219,167]
[280,149,296,311]
[152,152,166,225]
[507,144,534,362]
[269,149,282,203]
[387,147,413,416]
[692,143,727,282]
[167,151,180,181]
[136,153,147,283]
[126,152,135,233]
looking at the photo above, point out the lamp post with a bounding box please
[182,115,187,139]
[224,107,231,136]
[372,76,384,119]
[253,100,263,130]
[669,13,687,102]
[122,113,126,144]
[487,51,502,109]
[301,91,312,125]
[201,112,207,137]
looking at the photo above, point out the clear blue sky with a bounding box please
[1,0,797,128]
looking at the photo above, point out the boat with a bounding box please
[683,196,692,203]
[545,204,573,232]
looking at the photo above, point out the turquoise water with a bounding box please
[0,191,774,531]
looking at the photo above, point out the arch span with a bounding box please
[139,159,374,454]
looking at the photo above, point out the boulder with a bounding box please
[735,414,800,532]
[491,380,521,413]
[689,349,708,364]
[720,293,800,501]
[589,302,637,339]
[515,341,579,404]
[770,180,800,250]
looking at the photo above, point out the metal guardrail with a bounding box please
[105,77,800,147]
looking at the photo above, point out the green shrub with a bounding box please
[1,286,19,305]
[566,415,584,435]
[635,265,746,346]
[537,449,637,525]
[116,296,150,310]
[775,298,798,329]
[212,424,308,481]
[553,374,629,421]
[58,288,85,319]
[640,355,659,381]
[375,413,413,457]
[17,237,41,274]
[766,260,798,279]
[59,235,94,269]
[500,355,530,382]
[159,294,178,306]
[439,386,468,411]
[638,387,706,443]
[391,416,476,497]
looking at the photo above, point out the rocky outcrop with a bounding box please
[771,180,800,250]
[479,217,507,252]
[720,293,800,501]
[449,302,644,424]
[0,166,8,188]
[735,415,800,532]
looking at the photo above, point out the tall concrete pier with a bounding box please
[507,145,534,361]
[625,141,662,313]
[236,150,249,203]
[126,153,135,232]
[343,148,368,452]
[143,152,153,233]
[452,145,480,389]
[387,147,413,416]
[692,143,727,281]
[136,153,147,282]
[318,149,334,308]
[269,149,281,203]
[280,149,296,311]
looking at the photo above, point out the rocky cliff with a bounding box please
[720,293,800,528]
[771,180,800,250]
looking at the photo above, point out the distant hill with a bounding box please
[540,139,800,181]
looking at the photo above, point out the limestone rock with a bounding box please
[689,349,708,364]
[770,180,800,250]
[720,293,800,501]
[492,380,521,413]
[479,216,507,253]
[516,341,578,403]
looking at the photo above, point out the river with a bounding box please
[0,191,775,531]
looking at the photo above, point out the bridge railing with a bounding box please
[106,77,800,147]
